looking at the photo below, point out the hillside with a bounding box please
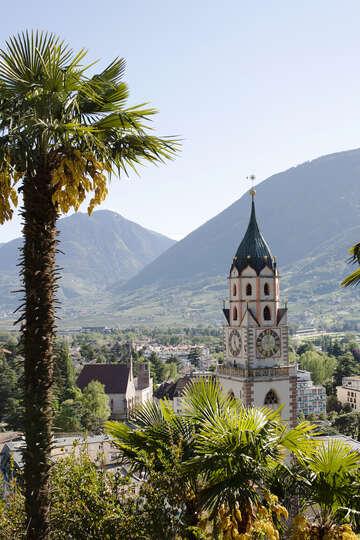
[109,149,360,329]
[0,210,175,316]
[123,149,360,289]
[0,149,359,329]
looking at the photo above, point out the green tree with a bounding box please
[296,342,315,356]
[162,361,178,381]
[81,381,110,432]
[53,339,75,401]
[299,350,337,385]
[291,439,360,538]
[332,412,360,441]
[148,351,164,383]
[0,30,178,538]
[54,387,83,433]
[326,339,344,358]
[188,347,201,368]
[0,449,193,540]
[333,352,360,386]
[0,350,23,429]
[106,379,315,537]
[327,394,342,413]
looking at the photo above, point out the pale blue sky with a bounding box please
[1,0,360,241]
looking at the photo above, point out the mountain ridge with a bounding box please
[0,210,175,312]
[121,148,360,292]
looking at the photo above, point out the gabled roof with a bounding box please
[231,194,274,275]
[239,306,260,327]
[154,375,192,400]
[77,364,131,394]
[223,308,230,324]
[277,307,287,325]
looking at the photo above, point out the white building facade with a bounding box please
[217,190,297,425]
[297,369,326,417]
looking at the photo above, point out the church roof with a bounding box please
[232,193,274,275]
[77,364,131,394]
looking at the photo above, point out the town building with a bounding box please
[154,375,193,414]
[0,434,122,482]
[297,369,326,417]
[336,376,360,411]
[154,372,214,414]
[77,360,153,419]
[217,189,297,424]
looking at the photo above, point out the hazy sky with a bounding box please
[1,0,360,242]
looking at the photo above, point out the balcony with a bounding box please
[217,365,294,379]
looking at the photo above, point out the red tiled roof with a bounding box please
[77,364,130,394]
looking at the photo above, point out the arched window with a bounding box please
[246,283,252,296]
[263,306,271,321]
[264,389,279,406]
[264,283,270,296]
[228,390,235,400]
[233,283,237,296]
[233,306,238,321]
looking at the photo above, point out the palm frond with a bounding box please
[308,440,360,476]
[181,378,233,423]
[278,421,319,458]
[342,242,360,287]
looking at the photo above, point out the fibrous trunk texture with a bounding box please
[21,172,58,540]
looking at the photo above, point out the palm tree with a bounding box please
[107,379,316,537]
[182,381,315,535]
[291,439,360,538]
[106,397,200,537]
[0,30,178,539]
[342,242,360,287]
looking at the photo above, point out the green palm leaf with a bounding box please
[342,242,360,287]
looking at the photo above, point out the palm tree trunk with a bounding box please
[21,171,58,540]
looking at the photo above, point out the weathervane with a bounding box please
[246,174,256,198]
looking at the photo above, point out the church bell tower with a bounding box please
[217,189,297,424]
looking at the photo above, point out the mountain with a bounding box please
[0,149,359,329]
[0,210,175,314]
[110,148,360,329]
[124,149,360,289]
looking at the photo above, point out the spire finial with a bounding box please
[246,174,256,198]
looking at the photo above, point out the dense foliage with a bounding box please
[106,379,360,539]
[0,335,111,433]
[0,380,360,538]
[0,450,191,539]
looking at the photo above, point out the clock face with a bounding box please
[256,329,281,358]
[229,329,242,356]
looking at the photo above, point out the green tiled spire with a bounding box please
[232,191,274,275]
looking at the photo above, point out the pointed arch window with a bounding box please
[264,389,279,406]
[246,283,252,296]
[264,283,270,296]
[233,283,237,297]
[263,305,271,321]
[233,306,238,321]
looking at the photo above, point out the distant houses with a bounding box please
[0,434,121,482]
[154,375,192,414]
[77,360,153,419]
[154,372,215,413]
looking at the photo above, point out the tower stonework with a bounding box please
[217,191,297,425]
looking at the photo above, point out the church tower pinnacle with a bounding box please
[217,189,297,425]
